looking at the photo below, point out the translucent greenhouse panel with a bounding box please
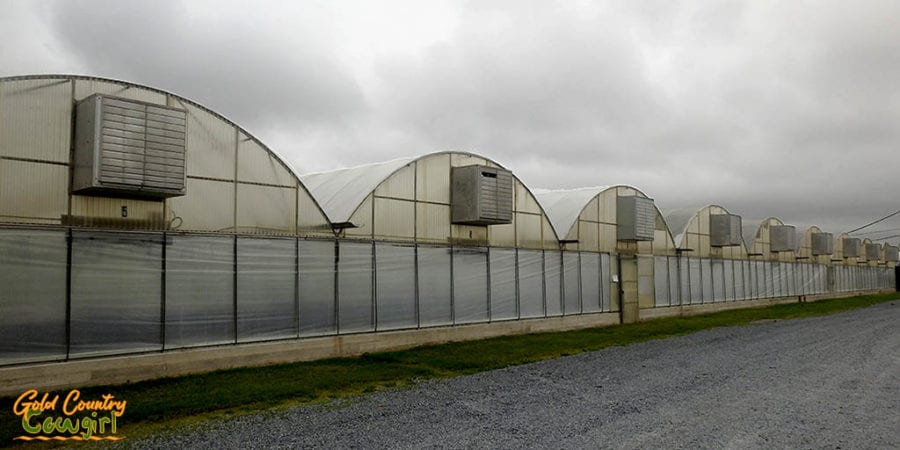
[165,235,234,349]
[608,254,620,312]
[518,250,545,319]
[743,261,752,300]
[807,264,816,294]
[70,232,162,357]
[815,265,825,294]
[0,160,68,222]
[375,243,417,331]
[701,259,713,303]
[637,256,654,309]
[453,248,489,324]
[169,178,235,232]
[654,257,670,307]
[417,246,453,327]
[689,258,702,305]
[237,134,295,186]
[374,198,415,240]
[755,261,766,298]
[747,261,757,300]
[798,264,808,295]
[236,238,297,342]
[489,248,518,321]
[236,184,297,235]
[762,261,781,298]
[785,264,793,295]
[338,241,374,333]
[545,251,563,316]
[181,102,236,180]
[712,259,725,302]
[833,266,840,292]
[0,79,73,163]
[581,252,601,313]
[600,253,611,311]
[783,264,793,296]
[771,262,782,297]
[733,261,745,301]
[679,257,691,306]
[562,252,581,315]
[0,229,67,365]
[723,260,735,301]
[668,257,680,306]
[299,240,336,336]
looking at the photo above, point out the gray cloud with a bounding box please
[2,0,899,240]
[47,0,367,131]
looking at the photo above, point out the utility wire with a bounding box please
[854,226,900,236]
[846,208,900,234]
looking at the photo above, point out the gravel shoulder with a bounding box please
[112,301,900,449]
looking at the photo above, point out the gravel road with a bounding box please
[113,301,899,449]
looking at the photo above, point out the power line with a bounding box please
[846,208,900,234]
[854,227,900,236]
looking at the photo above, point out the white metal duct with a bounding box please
[616,196,655,241]
[72,94,186,198]
[450,165,513,225]
[811,232,833,255]
[710,214,742,247]
[769,225,796,252]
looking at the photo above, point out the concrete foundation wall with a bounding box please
[0,313,619,396]
[639,289,892,321]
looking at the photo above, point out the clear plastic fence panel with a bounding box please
[563,252,581,315]
[701,259,713,303]
[581,252,601,313]
[798,264,808,295]
[667,257,679,306]
[732,260,744,301]
[338,241,374,333]
[417,246,453,327]
[679,257,691,305]
[771,262,783,297]
[165,235,234,349]
[712,259,725,302]
[761,262,772,297]
[0,229,67,365]
[236,237,297,342]
[743,261,752,300]
[545,251,563,317]
[600,253,612,311]
[748,261,758,299]
[518,250,545,319]
[608,255,620,312]
[489,248,518,321]
[453,247,489,324]
[817,265,826,294]
[375,243,417,331]
[689,258,702,305]
[785,264,795,296]
[299,239,336,336]
[70,232,162,357]
[654,256,669,307]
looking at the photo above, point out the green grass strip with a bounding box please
[1,292,896,445]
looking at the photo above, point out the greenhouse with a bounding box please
[533,185,674,320]
[300,151,567,329]
[0,74,895,390]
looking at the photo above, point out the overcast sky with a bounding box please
[2,0,899,242]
